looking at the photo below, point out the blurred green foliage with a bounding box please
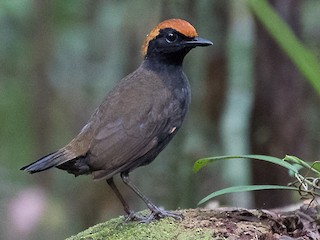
[249,0,320,94]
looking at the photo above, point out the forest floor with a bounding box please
[67,203,319,240]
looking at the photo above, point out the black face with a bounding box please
[146,28,192,61]
[145,28,212,65]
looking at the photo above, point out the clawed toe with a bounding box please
[139,206,184,223]
[124,211,146,222]
[124,209,183,223]
[152,209,183,221]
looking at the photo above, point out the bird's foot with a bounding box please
[139,205,183,223]
[124,208,183,223]
[124,210,146,222]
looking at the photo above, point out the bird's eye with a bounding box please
[166,33,178,43]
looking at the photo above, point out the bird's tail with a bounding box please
[20,150,72,174]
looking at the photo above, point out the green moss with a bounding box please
[66,210,212,240]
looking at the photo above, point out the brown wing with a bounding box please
[84,68,180,179]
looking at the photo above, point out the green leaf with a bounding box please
[193,155,245,173]
[247,0,320,95]
[284,155,320,175]
[193,155,298,173]
[283,155,304,165]
[198,185,299,206]
[311,162,320,174]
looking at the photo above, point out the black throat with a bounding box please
[142,56,184,73]
[144,47,191,67]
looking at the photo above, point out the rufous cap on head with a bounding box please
[141,19,198,56]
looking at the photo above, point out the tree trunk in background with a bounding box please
[250,0,308,208]
[204,2,227,150]
[29,0,54,187]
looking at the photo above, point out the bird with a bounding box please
[21,18,212,222]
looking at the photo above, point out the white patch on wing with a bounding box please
[79,123,90,134]
[169,127,176,134]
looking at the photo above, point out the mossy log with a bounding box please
[66,204,319,240]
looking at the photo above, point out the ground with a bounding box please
[66,203,319,240]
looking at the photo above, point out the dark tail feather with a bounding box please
[20,150,71,174]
